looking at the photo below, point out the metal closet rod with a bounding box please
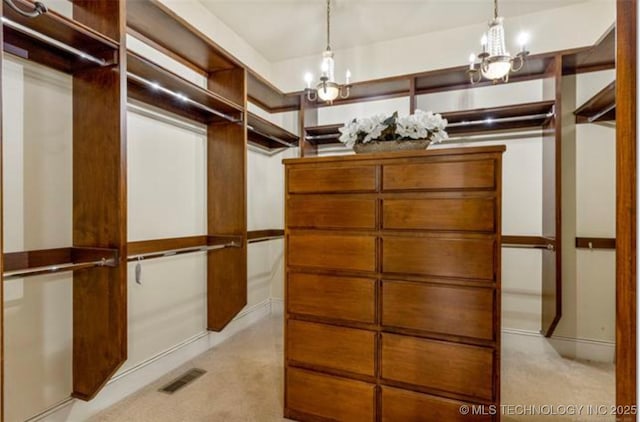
[3,257,116,281]
[1,16,107,66]
[502,243,555,251]
[128,72,242,124]
[587,103,615,123]
[247,125,296,148]
[127,241,241,262]
[304,111,555,141]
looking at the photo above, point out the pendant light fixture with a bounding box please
[303,0,351,104]
[467,0,529,84]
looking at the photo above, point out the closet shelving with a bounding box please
[247,112,299,149]
[574,81,616,123]
[2,0,118,73]
[2,0,128,403]
[304,100,556,146]
[127,51,243,124]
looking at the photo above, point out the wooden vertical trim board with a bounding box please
[299,95,318,157]
[0,2,4,419]
[207,67,248,331]
[71,0,128,401]
[540,56,562,338]
[409,77,417,114]
[616,0,637,417]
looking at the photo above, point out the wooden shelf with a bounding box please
[563,25,615,75]
[127,0,237,73]
[3,247,118,279]
[2,0,119,73]
[128,235,243,258]
[575,237,616,250]
[444,100,555,136]
[305,101,555,146]
[248,229,284,244]
[248,71,300,113]
[574,81,616,123]
[127,51,243,124]
[247,112,298,150]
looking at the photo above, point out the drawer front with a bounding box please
[383,160,496,191]
[286,368,375,422]
[382,198,495,232]
[382,281,494,340]
[381,333,494,400]
[288,197,377,230]
[288,272,376,324]
[288,166,377,193]
[382,236,495,280]
[287,319,376,376]
[381,387,492,422]
[289,233,377,272]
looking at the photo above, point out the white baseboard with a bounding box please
[502,327,615,363]
[28,298,275,422]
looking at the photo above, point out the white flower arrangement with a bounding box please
[338,110,448,148]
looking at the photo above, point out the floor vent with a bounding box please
[159,368,207,394]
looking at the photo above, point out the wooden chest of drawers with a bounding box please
[283,146,505,421]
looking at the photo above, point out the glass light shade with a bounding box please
[482,59,512,80]
[321,50,335,81]
[317,82,339,102]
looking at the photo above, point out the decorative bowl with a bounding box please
[353,139,431,154]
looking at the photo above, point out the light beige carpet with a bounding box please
[93,315,614,422]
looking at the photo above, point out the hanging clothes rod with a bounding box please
[127,241,241,262]
[1,16,108,66]
[502,243,555,251]
[127,72,242,124]
[587,103,616,123]
[446,111,554,128]
[3,257,116,281]
[247,125,296,148]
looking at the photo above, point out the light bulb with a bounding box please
[469,54,476,70]
[517,32,530,53]
[481,34,488,46]
[345,69,351,84]
[304,72,313,89]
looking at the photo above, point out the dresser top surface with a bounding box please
[282,145,506,165]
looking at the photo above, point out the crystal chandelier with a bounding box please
[467,0,529,84]
[304,0,351,104]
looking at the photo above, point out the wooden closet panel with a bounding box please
[288,233,376,272]
[382,160,495,191]
[207,246,246,331]
[288,272,376,324]
[287,165,377,193]
[381,333,494,401]
[382,198,495,232]
[287,320,376,376]
[382,280,495,341]
[287,196,376,229]
[381,387,493,422]
[382,236,495,280]
[286,368,376,422]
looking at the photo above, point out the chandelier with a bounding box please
[304,0,351,104]
[467,0,529,84]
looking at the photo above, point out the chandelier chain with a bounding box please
[494,0,498,19]
[326,0,331,50]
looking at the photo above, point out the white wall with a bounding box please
[2,57,73,422]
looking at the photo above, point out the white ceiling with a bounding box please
[200,0,588,62]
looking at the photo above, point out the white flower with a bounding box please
[338,119,360,147]
[358,114,388,143]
